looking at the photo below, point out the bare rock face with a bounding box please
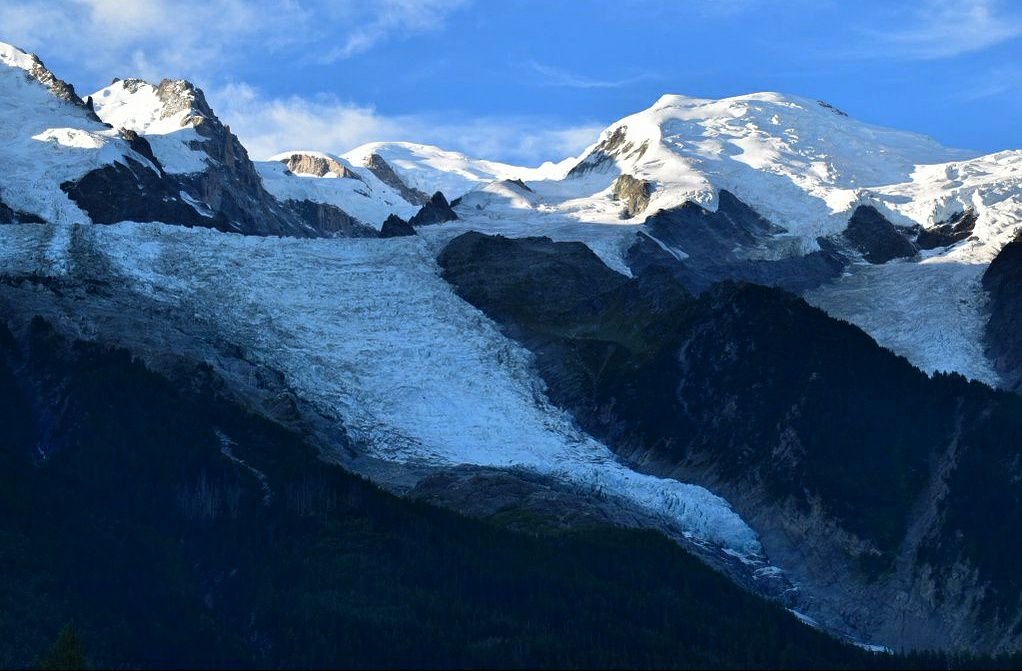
[21,51,102,122]
[363,153,429,206]
[611,174,653,218]
[282,199,378,238]
[409,191,458,227]
[0,191,44,225]
[279,152,363,180]
[983,231,1022,392]
[566,126,649,178]
[916,209,978,250]
[842,205,918,264]
[627,190,845,294]
[379,214,416,238]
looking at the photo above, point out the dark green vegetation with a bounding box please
[439,232,1022,618]
[0,313,893,669]
[983,231,1022,393]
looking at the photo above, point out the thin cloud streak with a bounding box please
[864,0,1022,60]
[527,61,658,89]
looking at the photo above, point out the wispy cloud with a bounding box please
[867,0,1022,60]
[960,65,1022,100]
[212,82,602,165]
[0,0,470,83]
[322,0,470,61]
[527,61,657,89]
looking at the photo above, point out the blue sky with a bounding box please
[1,0,1019,164]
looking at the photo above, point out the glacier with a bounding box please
[0,219,764,560]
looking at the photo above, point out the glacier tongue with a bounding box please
[30,220,762,558]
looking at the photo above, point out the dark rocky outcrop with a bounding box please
[627,190,845,294]
[842,205,917,263]
[66,79,375,238]
[379,214,416,238]
[61,158,218,229]
[363,153,429,206]
[0,195,44,224]
[611,174,653,218]
[916,209,978,250]
[409,191,458,227]
[283,200,378,238]
[982,232,1022,392]
[504,178,532,193]
[440,230,1022,654]
[19,50,102,122]
[118,129,164,174]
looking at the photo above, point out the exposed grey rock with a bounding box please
[611,174,653,218]
[379,214,416,238]
[567,126,649,178]
[504,178,532,192]
[409,191,458,227]
[61,158,216,229]
[118,128,164,174]
[20,50,103,122]
[279,152,363,180]
[627,190,845,294]
[841,205,918,263]
[283,199,378,238]
[69,78,376,238]
[362,153,429,206]
[0,192,44,224]
[916,209,978,250]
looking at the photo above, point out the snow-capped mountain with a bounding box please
[5,38,1022,657]
[0,42,144,225]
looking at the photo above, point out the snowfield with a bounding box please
[805,257,998,386]
[343,141,575,200]
[256,152,419,227]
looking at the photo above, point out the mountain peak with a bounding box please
[0,41,97,116]
[91,77,217,136]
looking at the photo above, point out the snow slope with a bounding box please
[343,141,574,200]
[91,78,214,175]
[0,42,145,224]
[256,151,419,227]
[542,93,974,236]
